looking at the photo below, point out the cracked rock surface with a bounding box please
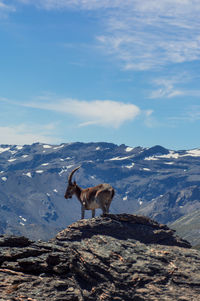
[0,214,200,300]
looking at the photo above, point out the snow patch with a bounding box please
[41,163,49,166]
[9,150,17,155]
[0,147,10,154]
[143,168,150,171]
[109,156,131,161]
[1,177,7,182]
[59,169,65,176]
[124,163,135,169]
[53,189,58,193]
[144,156,158,161]
[8,158,17,162]
[36,170,44,174]
[158,151,180,159]
[59,165,74,176]
[123,196,128,201]
[184,149,200,157]
[19,216,27,222]
[144,149,200,161]
[16,146,23,150]
[65,165,74,169]
[138,199,143,205]
[22,155,29,158]
[96,147,101,150]
[144,151,180,160]
[53,144,64,150]
[43,145,52,149]
[125,147,134,152]
[23,172,32,178]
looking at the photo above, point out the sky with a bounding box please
[0,0,200,149]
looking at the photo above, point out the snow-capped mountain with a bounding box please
[0,142,200,243]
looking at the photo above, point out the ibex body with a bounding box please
[64,166,115,219]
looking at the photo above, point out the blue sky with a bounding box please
[0,0,200,149]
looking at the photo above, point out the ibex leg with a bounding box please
[106,205,110,213]
[101,205,107,216]
[106,200,112,213]
[81,205,85,219]
[92,209,95,218]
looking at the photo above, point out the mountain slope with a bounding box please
[169,209,200,247]
[135,186,200,224]
[0,142,200,241]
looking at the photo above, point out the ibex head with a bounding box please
[64,166,80,199]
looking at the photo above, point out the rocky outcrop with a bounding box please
[0,214,200,301]
[54,213,191,247]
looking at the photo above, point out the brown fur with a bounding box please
[65,167,114,219]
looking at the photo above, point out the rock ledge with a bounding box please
[54,213,191,248]
[0,214,199,301]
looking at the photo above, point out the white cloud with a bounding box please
[150,75,200,99]
[0,1,15,16]
[16,0,126,10]
[15,0,200,70]
[0,1,12,9]
[97,1,200,70]
[150,78,184,99]
[25,98,141,128]
[0,124,58,145]
[143,110,158,128]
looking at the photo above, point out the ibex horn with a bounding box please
[68,166,81,184]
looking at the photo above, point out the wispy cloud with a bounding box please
[150,75,200,99]
[0,124,57,145]
[97,0,200,70]
[15,0,126,10]
[150,77,184,99]
[168,105,200,125]
[25,98,141,128]
[0,1,15,16]
[187,106,200,122]
[142,110,158,128]
[14,0,200,70]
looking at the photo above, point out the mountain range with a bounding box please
[0,142,199,244]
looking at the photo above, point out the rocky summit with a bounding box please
[0,214,200,301]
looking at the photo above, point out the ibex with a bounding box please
[64,166,115,219]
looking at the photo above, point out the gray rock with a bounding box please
[0,214,199,300]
